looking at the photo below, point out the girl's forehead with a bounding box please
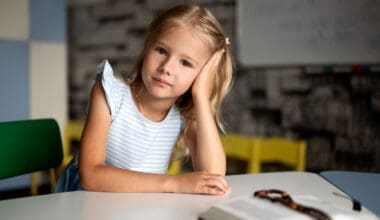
[155,25,212,57]
[158,25,204,41]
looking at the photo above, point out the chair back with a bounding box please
[0,118,63,179]
[221,134,255,159]
[61,120,84,169]
[221,134,306,173]
[221,134,261,173]
[255,137,306,172]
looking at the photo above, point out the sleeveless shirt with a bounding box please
[98,60,185,174]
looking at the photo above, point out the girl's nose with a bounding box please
[158,58,173,75]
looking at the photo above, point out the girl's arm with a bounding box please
[79,80,228,194]
[187,50,227,175]
[79,80,170,192]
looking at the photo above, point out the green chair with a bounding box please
[0,118,63,195]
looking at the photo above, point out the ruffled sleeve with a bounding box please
[96,59,122,120]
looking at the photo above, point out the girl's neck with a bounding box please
[132,87,175,122]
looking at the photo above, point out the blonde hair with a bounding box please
[125,4,234,160]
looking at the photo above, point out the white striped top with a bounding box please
[97,60,185,174]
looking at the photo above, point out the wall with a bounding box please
[237,0,380,65]
[0,0,67,190]
[67,0,380,172]
[229,67,380,172]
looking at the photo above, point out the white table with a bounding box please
[0,172,375,220]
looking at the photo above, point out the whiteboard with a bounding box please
[237,0,380,66]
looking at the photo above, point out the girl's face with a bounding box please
[141,26,211,103]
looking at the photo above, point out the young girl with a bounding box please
[56,3,233,195]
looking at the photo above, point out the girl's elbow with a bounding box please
[78,165,97,191]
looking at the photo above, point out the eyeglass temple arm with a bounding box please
[332,192,361,211]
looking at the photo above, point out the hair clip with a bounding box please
[225,37,230,46]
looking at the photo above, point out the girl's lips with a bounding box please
[153,77,172,87]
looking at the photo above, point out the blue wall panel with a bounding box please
[0,41,29,122]
[30,0,66,41]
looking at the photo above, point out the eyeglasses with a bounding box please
[332,192,361,212]
[254,189,331,220]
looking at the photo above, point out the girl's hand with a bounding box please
[191,50,225,103]
[170,171,230,195]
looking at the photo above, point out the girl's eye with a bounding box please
[155,47,167,55]
[180,60,193,68]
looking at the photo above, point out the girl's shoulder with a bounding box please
[96,60,124,81]
[96,59,130,90]
[95,59,132,120]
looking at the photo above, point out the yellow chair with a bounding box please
[60,120,85,173]
[62,120,183,175]
[221,134,259,173]
[253,137,306,173]
[167,160,182,174]
[221,134,306,173]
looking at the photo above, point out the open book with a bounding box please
[199,195,378,220]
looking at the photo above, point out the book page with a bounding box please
[213,196,311,220]
[201,195,378,220]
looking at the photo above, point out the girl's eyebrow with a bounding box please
[155,41,199,66]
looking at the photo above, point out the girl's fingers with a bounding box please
[206,50,225,72]
[204,173,229,186]
[192,49,225,99]
[177,172,229,195]
[202,186,225,195]
[201,49,225,75]
[204,180,228,193]
[202,174,229,192]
